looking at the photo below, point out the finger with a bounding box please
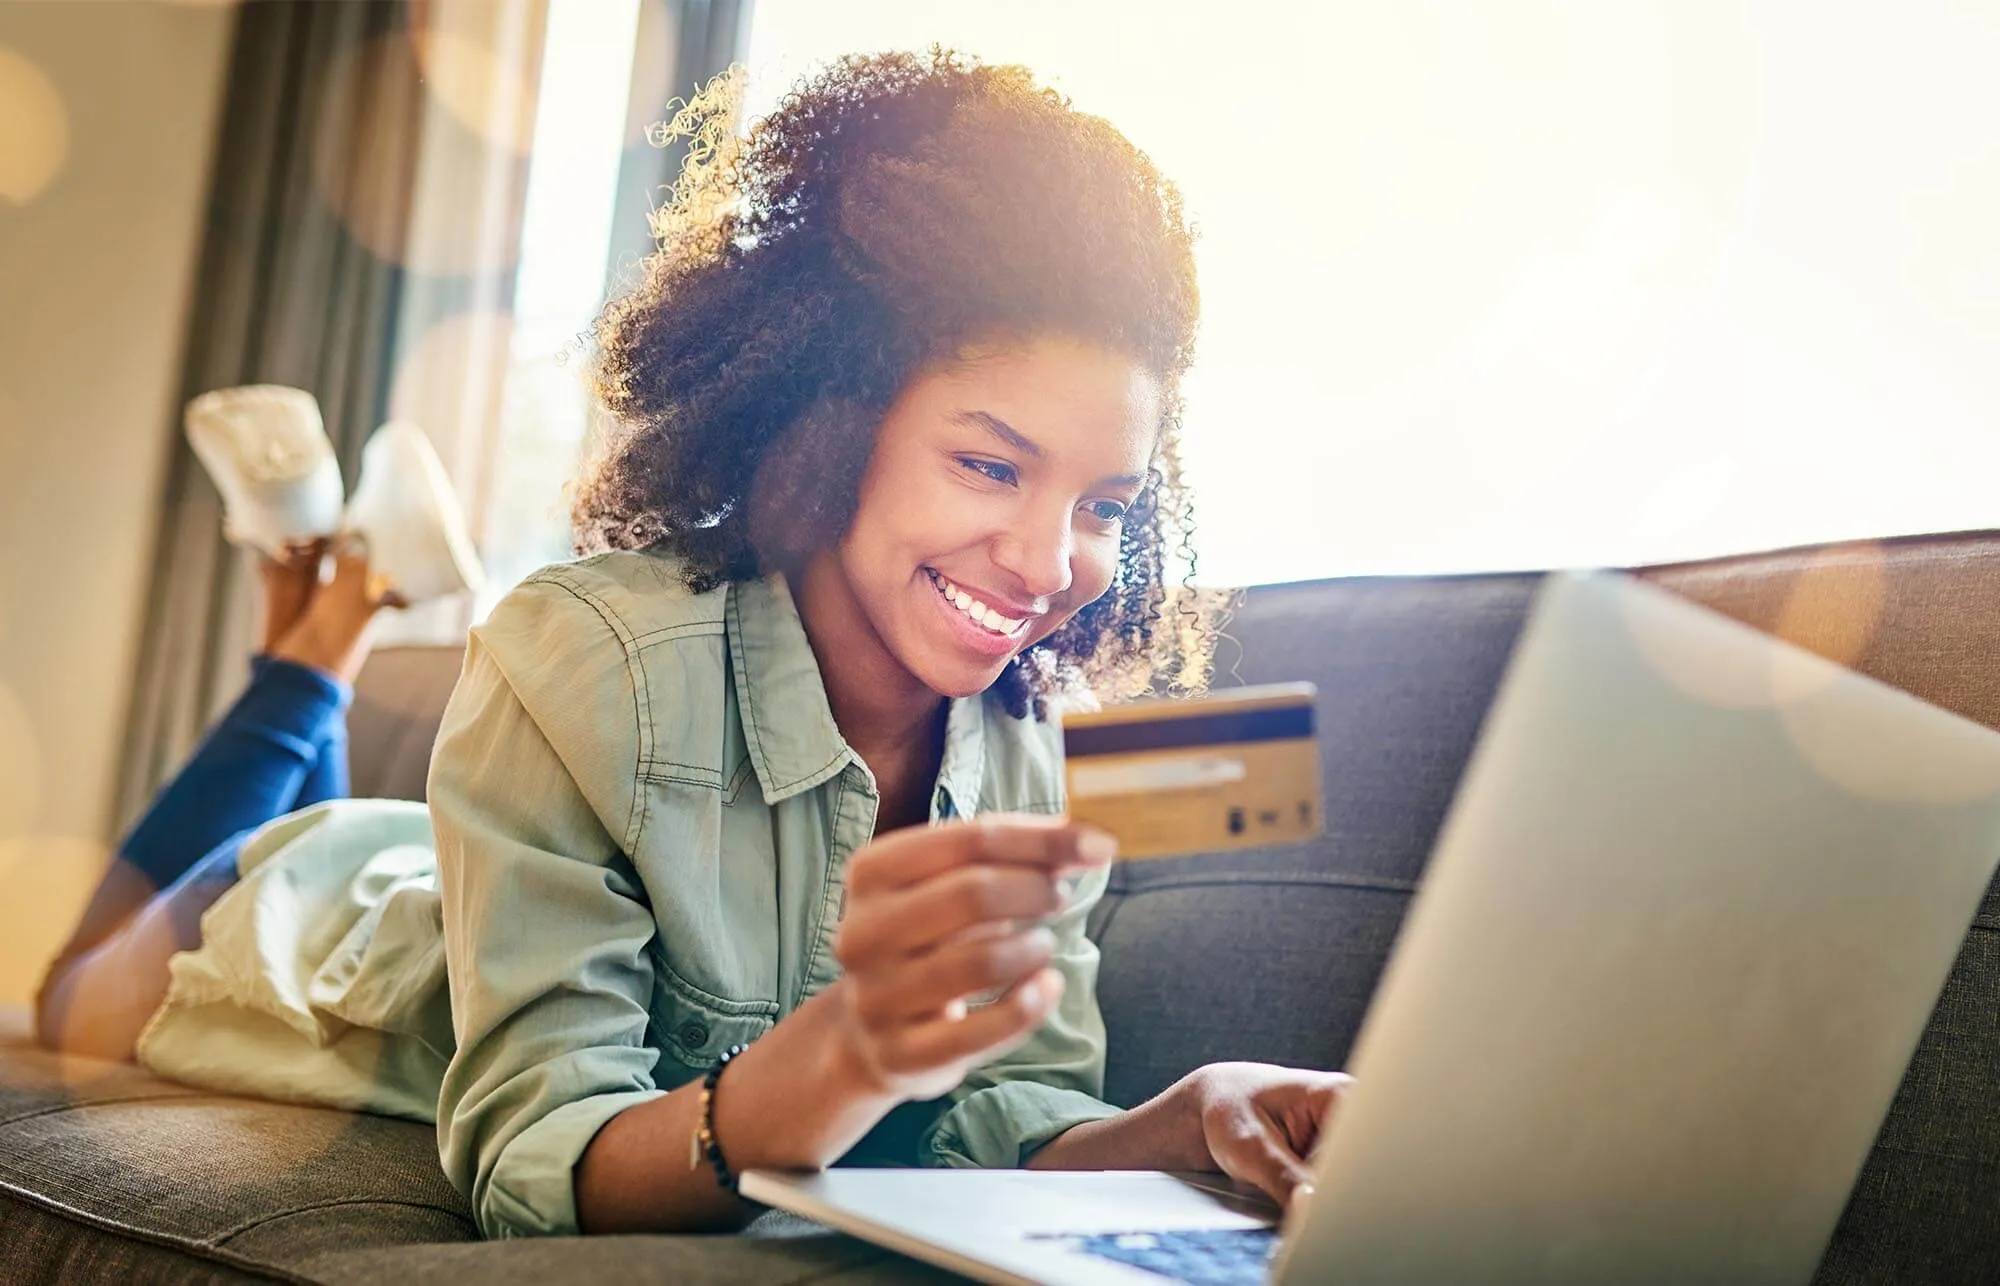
[846,816,1115,896]
[1298,1075,1352,1152]
[849,927,1058,1026]
[971,815,1118,869]
[837,866,1062,968]
[845,819,1047,894]
[875,967,1066,1076]
[1221,1116,1317,1211]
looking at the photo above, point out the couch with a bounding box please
[4,530,1997,1283]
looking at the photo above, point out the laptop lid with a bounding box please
[1279,571,2000,1286]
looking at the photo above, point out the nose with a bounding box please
[990,506,1074,602]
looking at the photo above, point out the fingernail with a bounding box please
[1076,828,1118,864]
[943,998,967,1023]
[1017,979,1041,1009]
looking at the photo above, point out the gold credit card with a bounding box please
[1061,682,1324,860]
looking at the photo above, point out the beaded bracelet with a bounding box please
[689,1043,750,1193]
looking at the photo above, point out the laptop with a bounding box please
[744,571,2000,1285]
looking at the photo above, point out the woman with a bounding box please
[41,50,1348,1240]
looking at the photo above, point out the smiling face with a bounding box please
[805,336,1162,705]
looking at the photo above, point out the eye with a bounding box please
[1082,498,1129,524]
[956,456,1019,486]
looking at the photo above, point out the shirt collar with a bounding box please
[726,571,1000,814]
[727,572,852,802]
[933,694,989,821]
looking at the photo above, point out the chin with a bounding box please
[909,650,1012,701]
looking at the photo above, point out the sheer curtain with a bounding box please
[116,0,547,825]
[119,0,759,820]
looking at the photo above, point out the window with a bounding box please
[472,0,641,614]
[747,2,2000,587]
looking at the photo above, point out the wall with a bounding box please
[0,2,236,1005]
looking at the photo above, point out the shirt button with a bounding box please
[678,1020,709,1050]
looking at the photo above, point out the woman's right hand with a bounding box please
[828,814,1117,1103]
[576,814,1114,1233]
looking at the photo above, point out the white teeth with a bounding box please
[932,572,1025,635]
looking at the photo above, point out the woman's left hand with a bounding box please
[1185,1062,1354,1209]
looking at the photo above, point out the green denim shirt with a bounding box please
[136,550,1118,1240]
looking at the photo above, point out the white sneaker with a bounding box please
[340,420,485,603]
[183,385,345,557]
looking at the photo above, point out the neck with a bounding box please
[790,548,945,760]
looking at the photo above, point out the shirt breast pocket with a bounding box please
[646,940,781,1075]
[631,770,785,1075]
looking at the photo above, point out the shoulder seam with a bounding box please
[517,574,651,854]
[525,566,726,652]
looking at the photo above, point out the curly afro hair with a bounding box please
[578,48,1212,717]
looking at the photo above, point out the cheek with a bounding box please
[848,466,940,562]
[862,453,970,540]
[1029,539,1122,649]
[1065,534,1124,609]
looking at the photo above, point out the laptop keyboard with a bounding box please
[1035,1227,1281,1285]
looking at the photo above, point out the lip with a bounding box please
[924,569,1033,660]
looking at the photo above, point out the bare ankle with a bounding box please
[257,542,326,654]
[270,542,388,684]
[270,616,375,687]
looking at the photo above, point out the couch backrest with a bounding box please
[1640,529,2000,732]
[1087,529,2000,1285]
[1085,570,1538,1103]
[353,530,2000,806]
[348,645,464,802]
[352,533,2000,1280]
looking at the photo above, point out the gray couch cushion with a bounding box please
[0,1007,956,1283]
[1828,916,2000,1284]
[298,1221,957,1286]
[0,1005,475,1282]
[1090,538,2000,1285]
[1088,573,1536,1107]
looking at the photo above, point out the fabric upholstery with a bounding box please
[1090,530,2000,1285]
[0,1008,946,1283]
[1088,571,1536,1106]
[297,1218,958,1286]
[1656,534,2000,1284]
[0,1004,474,1282]
[345,645,464,803]
[1642,530,2000,733]
[4,528,1997,1282]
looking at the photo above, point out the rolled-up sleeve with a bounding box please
[922,862,1124,1167]
[428,573,664,1238]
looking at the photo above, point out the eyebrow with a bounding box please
[952,409,1147,490]
[954,410,1042,458]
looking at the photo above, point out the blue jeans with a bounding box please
[35,656,353,1058]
